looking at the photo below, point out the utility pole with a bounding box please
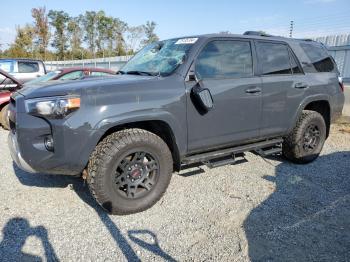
[289,20,294,38]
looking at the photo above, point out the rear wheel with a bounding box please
[87,128,173,215]
[1,104,9,130]
[283,110,326,164]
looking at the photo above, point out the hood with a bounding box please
[18,74,156,98]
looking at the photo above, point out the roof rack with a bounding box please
[243,31,273,37]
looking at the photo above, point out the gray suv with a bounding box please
[8,32,345,215]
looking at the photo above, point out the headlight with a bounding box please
[25,96,80,118]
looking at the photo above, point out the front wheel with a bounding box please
[283,110,326,164]
[87,129,173,215]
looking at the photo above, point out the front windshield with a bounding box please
[26,71,61,84]
[121,38,198,76]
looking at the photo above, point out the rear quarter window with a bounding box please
[299,43,336,73]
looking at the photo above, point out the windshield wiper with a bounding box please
[125,70,157,76]
[117,70,126,75]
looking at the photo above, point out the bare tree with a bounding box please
[126,26,145,54]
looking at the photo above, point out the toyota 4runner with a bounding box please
[8,32,345,215]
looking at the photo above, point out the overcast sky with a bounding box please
[0,0,349,46]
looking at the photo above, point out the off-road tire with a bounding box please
[1,104,9,130]
[87,128,173,215]
[283,110,326,164]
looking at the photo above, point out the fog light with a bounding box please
[44,136,54,152]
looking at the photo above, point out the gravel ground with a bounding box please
[0,125,349,261]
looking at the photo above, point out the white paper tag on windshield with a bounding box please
[175,38,198,45]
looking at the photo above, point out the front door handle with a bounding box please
[245,87,261,94]
[294,82,309,89]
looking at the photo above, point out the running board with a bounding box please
[254,147,282,157]
[204,154,247,169]
[182,138,283,165]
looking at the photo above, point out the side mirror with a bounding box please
[191,84,214,112]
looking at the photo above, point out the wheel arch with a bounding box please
[291,95,331,137]
[97,120,182,172]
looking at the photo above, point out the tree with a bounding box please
[142,21,159,45]
[5,24,35,58]
[95,11,109,56]
[126,25,144,54]
[67,16,83,59]
[31,7,50,60]
[48,10,70,60]
[113,18,128,56]
[81,11,98,57]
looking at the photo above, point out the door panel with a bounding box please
[186,77,262,152]
[260,75,305,136]
[186,39,262,153]
[256,41,306,137]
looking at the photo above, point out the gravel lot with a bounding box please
[0,125,349,261]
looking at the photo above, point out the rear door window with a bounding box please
[18,62,39,73]
[256,42,292,75]
[299,43,335,72]
[195,40,253,79]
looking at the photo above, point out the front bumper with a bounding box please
[8,131,36,173]
[7,93,102,176]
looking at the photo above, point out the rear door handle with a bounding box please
[245,87,262,94]
[294,82,309,89]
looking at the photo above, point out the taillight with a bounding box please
[338,76,344,92]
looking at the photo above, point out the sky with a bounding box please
[0,0,349,46]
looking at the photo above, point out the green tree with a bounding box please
[48,10,70,60]
[31,7,50,60]
[81,11,98,57]
[67,16,83,59]
[95,11,109,56]
[113,18,128,56]
[5,24,35,58]
[142,21,159,45]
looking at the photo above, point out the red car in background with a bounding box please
[0,69,23,130]
[0,67,116,129]
[26,67,116,84]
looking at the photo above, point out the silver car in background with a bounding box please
[0,59,46,82]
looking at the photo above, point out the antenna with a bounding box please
[289,20,294,38]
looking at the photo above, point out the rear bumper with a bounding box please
[8,132,36,173]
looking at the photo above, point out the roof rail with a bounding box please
[243,31,272,37]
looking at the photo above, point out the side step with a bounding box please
[182,138,283,167]
[204,153,247,169]
[254,147,282,157]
